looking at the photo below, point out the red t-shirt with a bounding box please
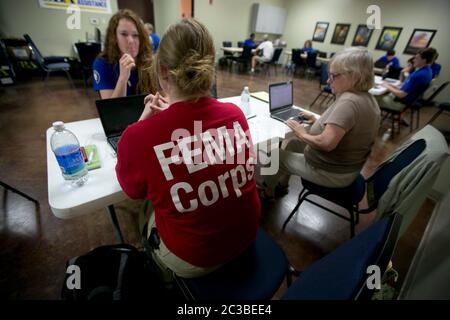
[115,97,261,267]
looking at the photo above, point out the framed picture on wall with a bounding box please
[312,22,329,42]
[331,23,351,45]
[351,24,374,47]
[375,26,403,51]
[403,29,437,55]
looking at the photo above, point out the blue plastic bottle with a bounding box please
[50,121,88,186]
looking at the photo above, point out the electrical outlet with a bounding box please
[90,17,99,25]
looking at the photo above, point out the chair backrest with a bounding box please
[75,42,101,69]
[268,48,283,64]
[305,51,317,68]
[23,34,45,66]
[222,41,232,47]
[317,50,327,58]
[174,228,288,300]
[384,65,402,80]
[237,41,244,48]
[291,49,303,65]
[239,45,253,60]
[421,81,449,105]
[282,213,402,300]
[319,63,329,86]
[366,139,426,212]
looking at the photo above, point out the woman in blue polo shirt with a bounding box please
[93,9,156,99]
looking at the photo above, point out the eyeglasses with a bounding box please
[328,72,344,81]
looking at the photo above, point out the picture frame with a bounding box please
[331,23,351,45]
[312,22,329,42]
[351,24,374,47]
[403,29,437,55]
[375,26,403,51]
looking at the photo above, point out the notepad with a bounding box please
[250,91,269,103]
[83,144,101,170]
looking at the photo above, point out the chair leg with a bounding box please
[64,70,75,89]
[282,189,308,231]
[44,70,51,85]
[348,207,355,238]
[427,109,443,125]
[310,93,322,107]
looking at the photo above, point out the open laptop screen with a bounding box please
[95,94,146,137]
[269,81,293,112]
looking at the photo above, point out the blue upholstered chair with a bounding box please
[174,228,289,300]
[282,139,426,238]
[282,212,402,300]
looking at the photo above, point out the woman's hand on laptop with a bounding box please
[140,92,169,120]
[299,111,316,125]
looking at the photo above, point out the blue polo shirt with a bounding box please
[303,47,316,54]
[93,58,138,96]
[243,38,255,47]
[376,55,400,69]
[150,33,160,51]
[400,65,432,105]
[431,63,441,78]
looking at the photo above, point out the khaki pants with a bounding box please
[140,201,223,280]
[257,139,359,190]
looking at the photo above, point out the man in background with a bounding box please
[250,34,274,73]
[145,23,160,52]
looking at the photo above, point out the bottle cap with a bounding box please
[52,121,65,131]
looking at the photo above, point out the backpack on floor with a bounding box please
[61,244,162,300]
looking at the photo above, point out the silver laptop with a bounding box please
[269,81,304,123]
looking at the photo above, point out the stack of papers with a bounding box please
[250,91,269,103]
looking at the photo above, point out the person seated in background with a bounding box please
[144,22,160,52]
[250,34,274,73]
[257,47,380,199]
[399,57,415,83]
[429,49,441,79]
[375,49,400,72]
[302,40,316,54]
[378,47,434,112]
[243,33,256,48]
[115,18,260,281]
[93,9,156,99]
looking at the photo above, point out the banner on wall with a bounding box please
[38,0,112,14]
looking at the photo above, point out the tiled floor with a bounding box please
[0,67,448,299]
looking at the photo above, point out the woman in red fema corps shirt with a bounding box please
[115,18,260,280]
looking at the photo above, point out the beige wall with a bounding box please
[154,0,287,60]
[283,0,449,98]
[0,0,119,57]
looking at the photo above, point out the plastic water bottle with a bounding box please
[50,121,88,186]
[240,86,250,116]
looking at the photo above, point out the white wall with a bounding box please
[0,0,119,57]
[283,0,449,98]
[153,0,288,60]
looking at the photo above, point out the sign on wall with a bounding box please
[38,0,112,14]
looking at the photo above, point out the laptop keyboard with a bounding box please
[275,108,301,119]
[108,135,121,152]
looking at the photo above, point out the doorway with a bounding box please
[117,0,155,27]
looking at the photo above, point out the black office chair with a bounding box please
[304,51,318,79]
[237,41,244,48]
[74,42,101,92]
[287,48,303,76]
[310,63,334,109]
[174,228,289,300]
[282,213,402,300]
[263,48,283,76]
[409,81,449,129]
[427,101,450,125]
[23,34,75,88]
[230,45,253,73]
[282,138,426,238]
[380,83,430,139]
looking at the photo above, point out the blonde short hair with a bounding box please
[155,18,215,99]
[330,47,374,92]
